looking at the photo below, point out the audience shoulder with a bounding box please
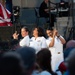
[40,71,51,75]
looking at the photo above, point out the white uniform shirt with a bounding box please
[19,35,30,47]
[30,36,47,53]
[46,36,64,72]
[46,36,64,54]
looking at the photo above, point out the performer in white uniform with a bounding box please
[46,28,66,72]
[30,27,47,53]
[13,26,30,47]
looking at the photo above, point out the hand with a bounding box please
[53,29,58,37]
[55,30,60,37]
[13,31,19,39]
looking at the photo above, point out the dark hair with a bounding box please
[16,47,36,70]
[0,52,24,75]
[47,27,53,31]
[33,26,46,37]
[65,49,75,75]
[37,48,57,75]
[21,26,29,32]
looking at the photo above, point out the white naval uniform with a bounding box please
[46,36,64,72]
[29,36,47,53]
[19,35,30,47]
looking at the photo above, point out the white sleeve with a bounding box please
[60,35,65,39]
[59,35,65,44]
[19,36,30,47]
[41,37,47,48]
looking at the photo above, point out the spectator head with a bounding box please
[66,40,75,49]
[16,47,36,75]
[0,51,25,75]
[65,48,75,75]
[21,26,29,37]
[64,47,75,59]
[36,48,52,72]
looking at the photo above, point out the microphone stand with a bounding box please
[48,0,51,28]
[56,3,59,30]
[48,0,57,28]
